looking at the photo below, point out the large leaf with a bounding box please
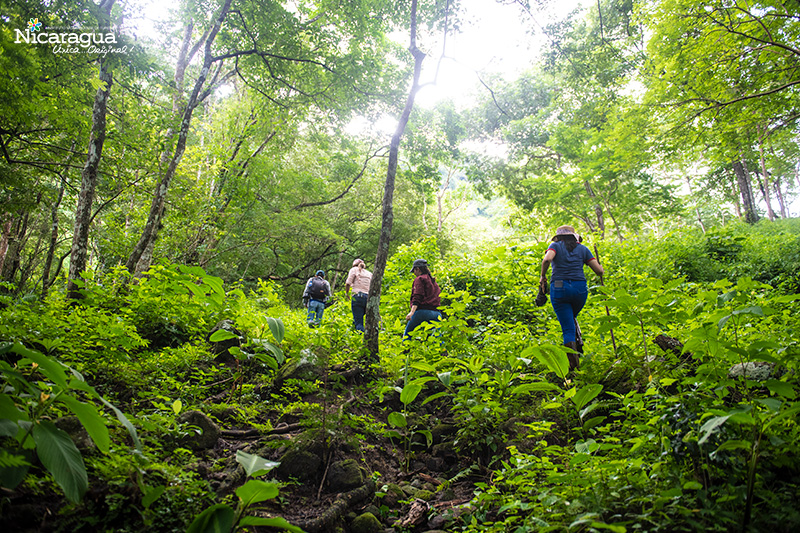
[209,329,238,342]
[236,450,280,477]
[400,383,423,406]
[511,382,558,395]
[388,412,407,428]
[266,317,285,344]
[13,343,68,389]
[97,397,142,453]
[535,348,569,378]
[187,504,235,533]
[57,396,110,453]
[236,479,280,507]
[32,421,87,502]
[571,384,603,411]
[238,515,304,532]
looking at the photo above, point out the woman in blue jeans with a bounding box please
[539,226,604,370]
[404,259,442,339]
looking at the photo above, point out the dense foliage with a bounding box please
[1,220,799,532]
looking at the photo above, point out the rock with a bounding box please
[54,416,95,452]
[425,456,445,472]
[416,489,434,501]
[350,512,382,533]
[729,361,781,381]
[363,504,381,517]
[430,423,457,444]
[207,319,243,364]
[177,410,220,450]
[273,349,325,389]
[275,449,321,481]
[381,483,406,507]
[327,459,364,492]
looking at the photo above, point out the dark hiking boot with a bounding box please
[565,341,580,371]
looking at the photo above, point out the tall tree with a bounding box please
[67,0,115,299]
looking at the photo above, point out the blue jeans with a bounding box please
[351,293,368,331]
[550,279,588,344]
[403,309,442,339]
[307,300,325,327]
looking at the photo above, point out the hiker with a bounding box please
[302,270,331,327]
[404,258,442,338]
[539,225,604,371]
[345,258,372,332]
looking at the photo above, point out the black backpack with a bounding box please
[308,278,327,300]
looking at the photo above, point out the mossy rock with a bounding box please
[275,449,321,481]
[327,458,364,492]
[350,512,382,533]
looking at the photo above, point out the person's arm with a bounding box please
[588,258,604,278]
[540,249,555,294]
[406,304,417,321]
[344,269,354,298]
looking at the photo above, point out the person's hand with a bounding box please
[405,312,413,321]
[539,276,548,294]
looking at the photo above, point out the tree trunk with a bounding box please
[67,74,113,297]
[126,0,232,275]
[757,125,775,221]
[732,159,759,224]
[365,0,426,358]
[584,180,605,238]
[67,0,114,299]
[684,175,706,234]
[774,179,787,219]
[1,214,26,285]
[41,177,67,299]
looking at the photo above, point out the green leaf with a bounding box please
[141,484,166,509]
[209,330,238,342]
[765,380,796,399]
[536,347,570,377]
[187,504,235,533]
[32,421,87,502]
[97,397,142,453]
[571,384,603,411]
[235,450,279,477]
[13,343,68,389]
[698,415,730,445]
[437,371,452,387]
[172,399,183,415]
[715,440,751,453]
[764,403,800,430]
[511,382,558,395]
[236,479,280,507]
[588,522,627,533]
[410,361,436,373]
[388,412,407,428]
[416,429,433,447]
[421,391,449,405]
[266,317,285,344]
[400,383,422,406]
[57,396,110,454]
[682,480,703,490]
[237,516,304,532]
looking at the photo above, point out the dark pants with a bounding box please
[403,309,442,339]
[351,293,368,331]
[550,279,588,344]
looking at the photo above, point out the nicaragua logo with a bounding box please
[14,16,128,55]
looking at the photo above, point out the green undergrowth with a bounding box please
[1,222,799,532]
